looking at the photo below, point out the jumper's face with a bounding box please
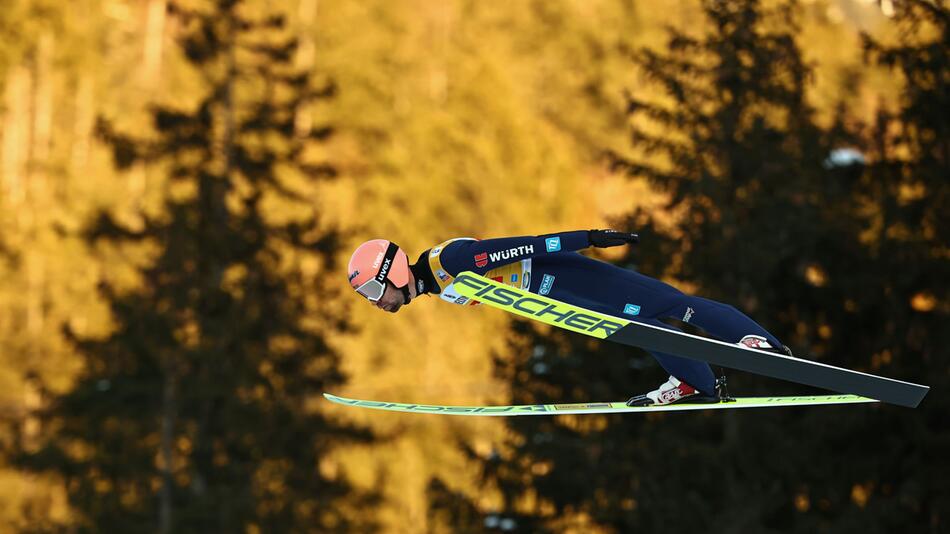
[371,280,406,313]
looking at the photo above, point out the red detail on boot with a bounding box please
[739,335,771,349]
[657,382,698,404]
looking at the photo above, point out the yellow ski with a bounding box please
[323,392,877,416]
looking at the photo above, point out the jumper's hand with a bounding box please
[589,229,639,248]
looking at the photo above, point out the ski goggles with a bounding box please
[355,278,387,302]
[354,242,400,302]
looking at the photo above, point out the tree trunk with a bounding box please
[30,32,54,201]
[158,370,176,534]
[294,0,318,137]
[71,74,95,176]
[2,66,30,205]
[143,0,168,88]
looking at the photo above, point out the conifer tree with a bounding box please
[841,0,949,528]
[15,1,377,532]
[429,1,885,531]
[435,0,948,532]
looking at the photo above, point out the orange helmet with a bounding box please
[347,239,410,302]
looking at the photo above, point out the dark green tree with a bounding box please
[432,0,947,532]
[13,1,377,532]
[845,0,950,529]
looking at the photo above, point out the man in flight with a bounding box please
[346,230,790,406]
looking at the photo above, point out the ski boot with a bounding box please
[626,375,720,407]
[738,335,794,357]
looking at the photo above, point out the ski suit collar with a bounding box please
[410,251,436,296]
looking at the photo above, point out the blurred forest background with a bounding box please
[0,0,945,532]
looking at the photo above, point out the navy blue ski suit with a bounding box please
[416,230,784,396]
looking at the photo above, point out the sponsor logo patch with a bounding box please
[683,307,694,323]
[510,274,518,283]
[554,403,611,410]
[545,237,562,252]
[417,279,425,293]
[522,271,530,289]
[487,245,535,263]
[436,269,450,282]
[539,274,555,295]
[623,304,641,316]
[474,252,488,268]
[453,274,626,337]
[377,258,392,281]
[454,296,469,305]
[348,270,360,282]
[430,246,442,257]
[659,388,688,403]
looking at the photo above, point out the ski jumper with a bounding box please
[412,231,784,396]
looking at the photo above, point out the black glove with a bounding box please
[589,229,639,248]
